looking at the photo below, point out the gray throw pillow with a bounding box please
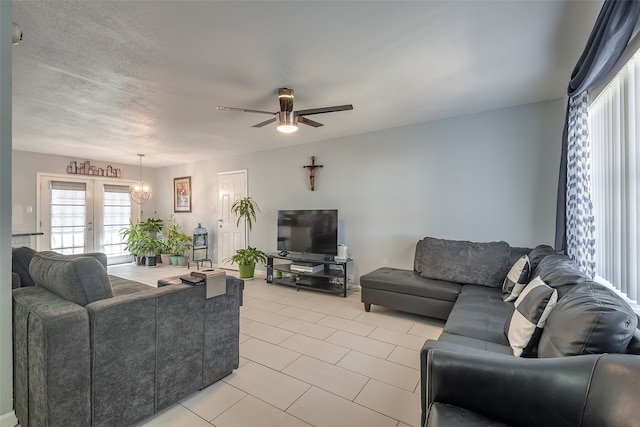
[420,237,510,287]
[29,252,113,306]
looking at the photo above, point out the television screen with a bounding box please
[277,210,338,255]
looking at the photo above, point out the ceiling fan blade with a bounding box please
[298,116,324,128]
[252,117,277,128]
[216,106,275,115]
[296,104,353,116]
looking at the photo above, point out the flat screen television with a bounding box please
[277,209,338,255]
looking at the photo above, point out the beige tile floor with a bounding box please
[108,263,444,427]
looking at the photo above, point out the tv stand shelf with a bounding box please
[266,252,352,297]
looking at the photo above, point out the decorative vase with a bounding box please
[170,256,179,266]
[238,264,255,279]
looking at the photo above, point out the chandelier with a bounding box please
[129,154,152,204]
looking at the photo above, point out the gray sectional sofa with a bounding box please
[12,250,243,427]
[360,237,640,426]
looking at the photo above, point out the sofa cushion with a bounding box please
[527,245,555,271]
[443,285,511,345]
[437,332,513,355]
[12,246,37,287]
[29,252,114,306]
[502,255,531,302]
[37,250,109,269]
[627,328,640,355]
[109,275,153,296]
[531,254,591,298]
[360,267,461,302]
[505,277,557,357]
[414,240,424,273]
[537,281,637,357]
[420,237,510,288]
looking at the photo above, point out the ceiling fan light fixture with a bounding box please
[277,111,298,133]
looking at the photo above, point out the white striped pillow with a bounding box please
[502,255,531,302]
[506,276,557,357]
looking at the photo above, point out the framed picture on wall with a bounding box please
[174,176,192,213]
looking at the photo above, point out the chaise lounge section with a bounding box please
[360,237,529,320]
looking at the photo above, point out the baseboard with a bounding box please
[0,410,18,427]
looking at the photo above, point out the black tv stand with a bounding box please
[266,252,352,297]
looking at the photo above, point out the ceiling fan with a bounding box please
[216,88,353,133]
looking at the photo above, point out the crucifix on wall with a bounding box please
[303,156,323,191]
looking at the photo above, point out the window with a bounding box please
[102,184,131,257]
[590,47,640,304]
[50,180,87,254]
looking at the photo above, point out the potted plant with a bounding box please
[139,232,161,266]
[158,241,173,265]
[120,220,146,265]
[225,196,266,279]
[139,212,163,238]
[174,234,192,266]
[228,246,267,278]
[165,214,192,266]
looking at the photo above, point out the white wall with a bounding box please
[11,99,564,281]
[152,99,564,280]
[0,3,17,426]
[11,151,158,235]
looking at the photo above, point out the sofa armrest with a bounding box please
[12,286,91,427]
[421,345,605,427]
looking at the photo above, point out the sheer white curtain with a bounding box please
[590,50,640,304]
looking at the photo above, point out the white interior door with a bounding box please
[217,170,247,268]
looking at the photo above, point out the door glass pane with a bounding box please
[50,181,86,254]
[102,185,131,257]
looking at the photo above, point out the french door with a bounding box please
[38,173,138,264]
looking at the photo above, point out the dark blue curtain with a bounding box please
[554,0,640,252]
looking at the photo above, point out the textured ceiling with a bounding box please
[11,0,602,168]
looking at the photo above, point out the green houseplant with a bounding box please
[225,196,266,279]
[120,220,146,265]
[158,241,173,265]
[165,214,192,266]
[139,232,162,266]
[228,246,267,278]
[139,213,163,237]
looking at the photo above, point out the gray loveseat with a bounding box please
[12,250,243,427]
[361,237,640,426]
